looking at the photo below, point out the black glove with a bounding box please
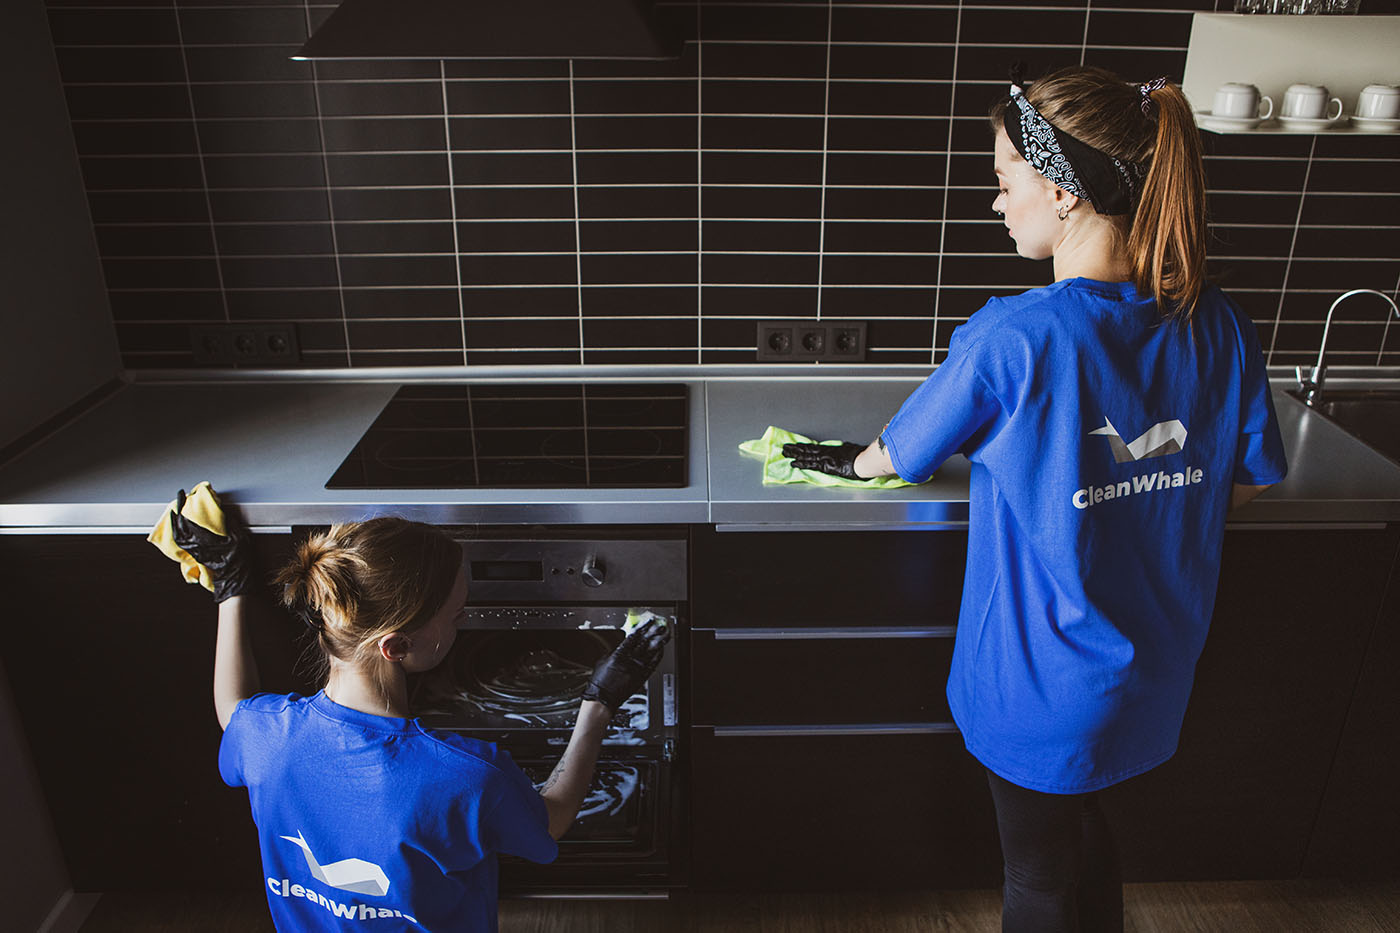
[169,489,254,603]
[583,617,672,711]
[782,441,866,479]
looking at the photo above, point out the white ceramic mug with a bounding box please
[1356,84,1400,120]
[1281,84,1344,121]
[1213,82,1274,120]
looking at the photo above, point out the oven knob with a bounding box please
[580,556,605,587]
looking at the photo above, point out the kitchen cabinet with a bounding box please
[0,533,304,891]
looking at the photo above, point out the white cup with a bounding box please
[1213,82,1274,120]
[1281,84,1344,121]
[1356,84,1400,120]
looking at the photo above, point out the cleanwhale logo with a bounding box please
[280,831,391,897]
[1089,416,1187,463]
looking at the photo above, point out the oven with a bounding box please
[405,528,686,897]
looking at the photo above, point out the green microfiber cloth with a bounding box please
[739,426,915,488]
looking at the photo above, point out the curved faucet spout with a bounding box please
[1295,288,1400,407]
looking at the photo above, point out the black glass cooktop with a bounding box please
[327,383,688,489]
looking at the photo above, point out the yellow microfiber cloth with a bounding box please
[739,426,916,489]
[147,481,228,592]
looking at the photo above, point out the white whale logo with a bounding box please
[279,831,391,897]
[1089,417,1187,463]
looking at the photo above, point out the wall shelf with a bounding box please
[1183,14,1400,135]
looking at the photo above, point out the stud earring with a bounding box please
[1057,205,1070,221]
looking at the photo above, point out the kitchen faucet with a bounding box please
[1294,288,1400,407]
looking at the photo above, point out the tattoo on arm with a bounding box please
[540,760,566,794]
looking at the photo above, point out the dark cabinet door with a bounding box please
[1100,526,1395,881]
[0,533,303,891]
[688,727,1001,891]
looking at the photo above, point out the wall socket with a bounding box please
[756,320,867,362]
[191,323,300,366]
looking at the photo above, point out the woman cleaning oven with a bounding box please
[784,66,1287,932]
[168,503,669,932]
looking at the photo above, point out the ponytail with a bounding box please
[1128,82,1208,321]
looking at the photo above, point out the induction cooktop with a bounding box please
[326,383,688,489]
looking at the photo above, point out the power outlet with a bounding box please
[191,324,300,366]
[756,320,866,362]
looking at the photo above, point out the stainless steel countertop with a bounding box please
[1,367,1397,531]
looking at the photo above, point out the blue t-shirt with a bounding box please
[220,691,557,931]
[882,278,1287,794]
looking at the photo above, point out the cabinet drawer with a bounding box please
[690,627,955,726]
[692,528,967,628]
[688,727,1000,890]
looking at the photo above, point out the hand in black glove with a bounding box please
[583,617,672,711]
[781,441,867,479]
[169,489,254,603]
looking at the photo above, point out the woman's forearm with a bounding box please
[538,700,613,839]
[213,595,259,730]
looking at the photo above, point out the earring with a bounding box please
[1057,205,1070,221]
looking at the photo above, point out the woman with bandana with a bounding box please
[786,67,1287,932]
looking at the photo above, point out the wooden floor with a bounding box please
[77,880,1400,932]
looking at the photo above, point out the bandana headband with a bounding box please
[1003,80,1147,217]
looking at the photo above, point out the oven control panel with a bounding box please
[458,538,686,602]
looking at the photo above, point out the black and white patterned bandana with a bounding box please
[1003,82,1146,217]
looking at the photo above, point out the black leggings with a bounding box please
[985,769,1124,933]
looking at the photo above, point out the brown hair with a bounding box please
[990,66,1209,321]
[275,517,463,687]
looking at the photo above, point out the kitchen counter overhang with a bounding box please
[1,367,1397,530]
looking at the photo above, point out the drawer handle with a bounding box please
[710,626,955,640]
[712,723,958,737]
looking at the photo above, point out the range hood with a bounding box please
[295,0,684,61]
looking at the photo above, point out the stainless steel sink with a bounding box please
[1288,389,1400,465]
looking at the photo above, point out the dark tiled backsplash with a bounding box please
[47,0,1400,369]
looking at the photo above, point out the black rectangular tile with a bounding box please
[946,152,996,187]
[700,252,818,285]
[702,219,819,252]
[95,223,215,258]
[1204,156,1308,192]
[950,114,1005,152]
[583,316,698,349]
[78,155,205,190]
[572,41,700,79]
[54,46,187,84]
[64,84,192,121]
[1080,49,1187,84]
[215,223,335,257]
[702,150,822,185]
[578,185,698,219]
[464,317,580,351]
[1199,131,1313,159]
[828,81,951,118]
[1206,225,1296,259]
[334,186,453,221]
[462,286,578,317]
[108,289,225,323]
[699,42,826,79]
[1205,258,1290,291]
[1206,192,1305,226]
[442,61,569,80]
[824,186,944,221]
[350,350,467,367]
[700,5,828,42]
[955,45,1083,84]
[1086,10,1193,48]
[819,285,937,318]
[197,118,323,154]
[175,6,308,45]
[703,185,822,219]
[231,294,340,324]
[47,7,180,45]
[699,284,816,317]
[443,79,572,115]
[824,219,943,253]
[452,151,574,185]
[347,318,463,351]
[343,287,461,320]
[1301,193,1400,226]
[574,79,697,115]
[701,317,759,350]
[1311,133,1400,160]
[207,189,330,223]
[201,154,324,189]
[323,116,447,153]
[825,152,946,187]
[453,186,572,220]
[822,254,938,287]
[575,115,698,150]
[322,152,446,188]
[939,254,1051,289]
[825,116,949,152]
[183,45,312,84]
[584,348,697,364]
[102,256,220,290]
[457,220,578,253]
[830,6,959,44]
[942,220,1011,254]
[576,151,697,185]
[87,189,209,224]
[944,186,1007,222]
[317,80,445,118]
[338,255,457,288]
[1286,258,1400,291]
[828,44,956,82]
[335,221,453,255]
[582,285,699,317]
[582,252,698,285]
[220,255,339,290]
[701,79,824,115]
[115,321,202,354]
[1292,225,1400,260]
[319,60,443,81]
[953,84,1013,120]
[937,285,1035,319]
[459,254,577,286]
[959,8,1087,45]
[582,219,698,252]
[71,120,199,157]
[1308,158,1400,195]
[866,318,935,353]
